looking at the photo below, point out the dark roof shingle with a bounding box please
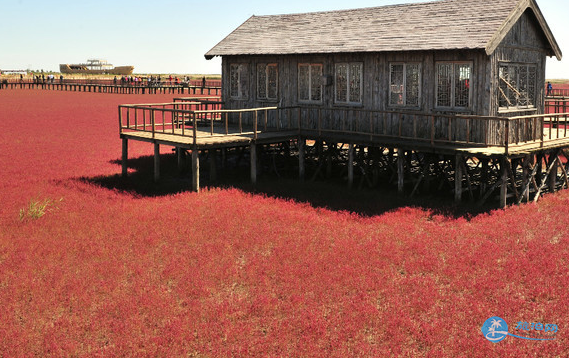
[205,0,561,59]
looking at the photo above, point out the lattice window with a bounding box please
[436,62,471,109]
[390,63,421,107]
[336,62,363,105]
[336,64,348,103]
[499,63,537,109]
[455,64,471,108]
[229,63,248,99]
[268,65,278,99]
[257,64,278,100]
[299,64,323,103]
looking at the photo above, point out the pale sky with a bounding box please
[0,0,567,78]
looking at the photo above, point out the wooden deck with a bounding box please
[118,103,569,207]
[121,126,298,149]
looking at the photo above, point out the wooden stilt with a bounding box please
[505,159,520,203]
[455,154,463,203]
[154,143,160,182]
[192,149,200,192]
[299,138,305,181]
[122,138,128,177]
[177,147,185,174]
[250,144,257,185]
[548,153,558,193]
[480,158,489,196]
[397,148,405,194]
[499,158,508,208]
[210,149,217,182]
[347,143,354,188]
[522,155,530,203]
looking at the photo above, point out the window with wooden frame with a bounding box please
[436,62,472,109]
[229,63,249,99]
[335,62,363,105]
[389,62,421,108]
[257,63,278,100]
[298,63,323,103]
[499,63,536,109]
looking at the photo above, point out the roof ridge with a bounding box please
[251,0,446,18]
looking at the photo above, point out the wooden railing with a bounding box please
[548,88,569,97]
[119,101,569,154]
[119,102,279,146]
[289,107,569,154]
[545,97,569,114]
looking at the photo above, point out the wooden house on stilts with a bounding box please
[119,0,567,207]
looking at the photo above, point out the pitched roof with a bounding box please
[205,0,561,60]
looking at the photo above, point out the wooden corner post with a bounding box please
[299,137,306,182]
[397,148,405,194]
[154,143,160,182]
[121,138,128,177]
[250,143,257,185]
[347,143,354,189]
[192,148,200,193]
[454,154,463,203]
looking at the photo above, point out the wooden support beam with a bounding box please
[557,155,569,189]
[518,155,539,204]
[347,143,354,189]
[209,149,217,182]
[177,147,185,174]
[548,154,558,193]
[191,149,200,193]
[411,157,431,198]
[533,154,559,202]
[455,154,463,203]
[121,138,128,177]
[299,138,305,181]
[460,157,474,201]
[499,158,508,208]
[154,143,160,182]
[250,143,257,185]
[397,148,405,194]
[521,155,530,203]
[505,159,520,203]
[480,158,489,196]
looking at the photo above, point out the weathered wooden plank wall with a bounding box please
[220,10,550,146]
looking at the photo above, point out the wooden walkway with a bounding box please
[118,103,569,207]
[121,126,298,149]
[0,81,221,96]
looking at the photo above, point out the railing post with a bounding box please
[225,112,229,135]
[210,110,214,136]
[151,110,155,139]
[540,117,544,148]
[118,106,123,132]
[193,112,197,147]
[126,107,130,129]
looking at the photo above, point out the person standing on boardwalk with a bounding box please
[547,82,553,96]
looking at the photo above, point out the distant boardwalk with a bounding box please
[0,79,222,96]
